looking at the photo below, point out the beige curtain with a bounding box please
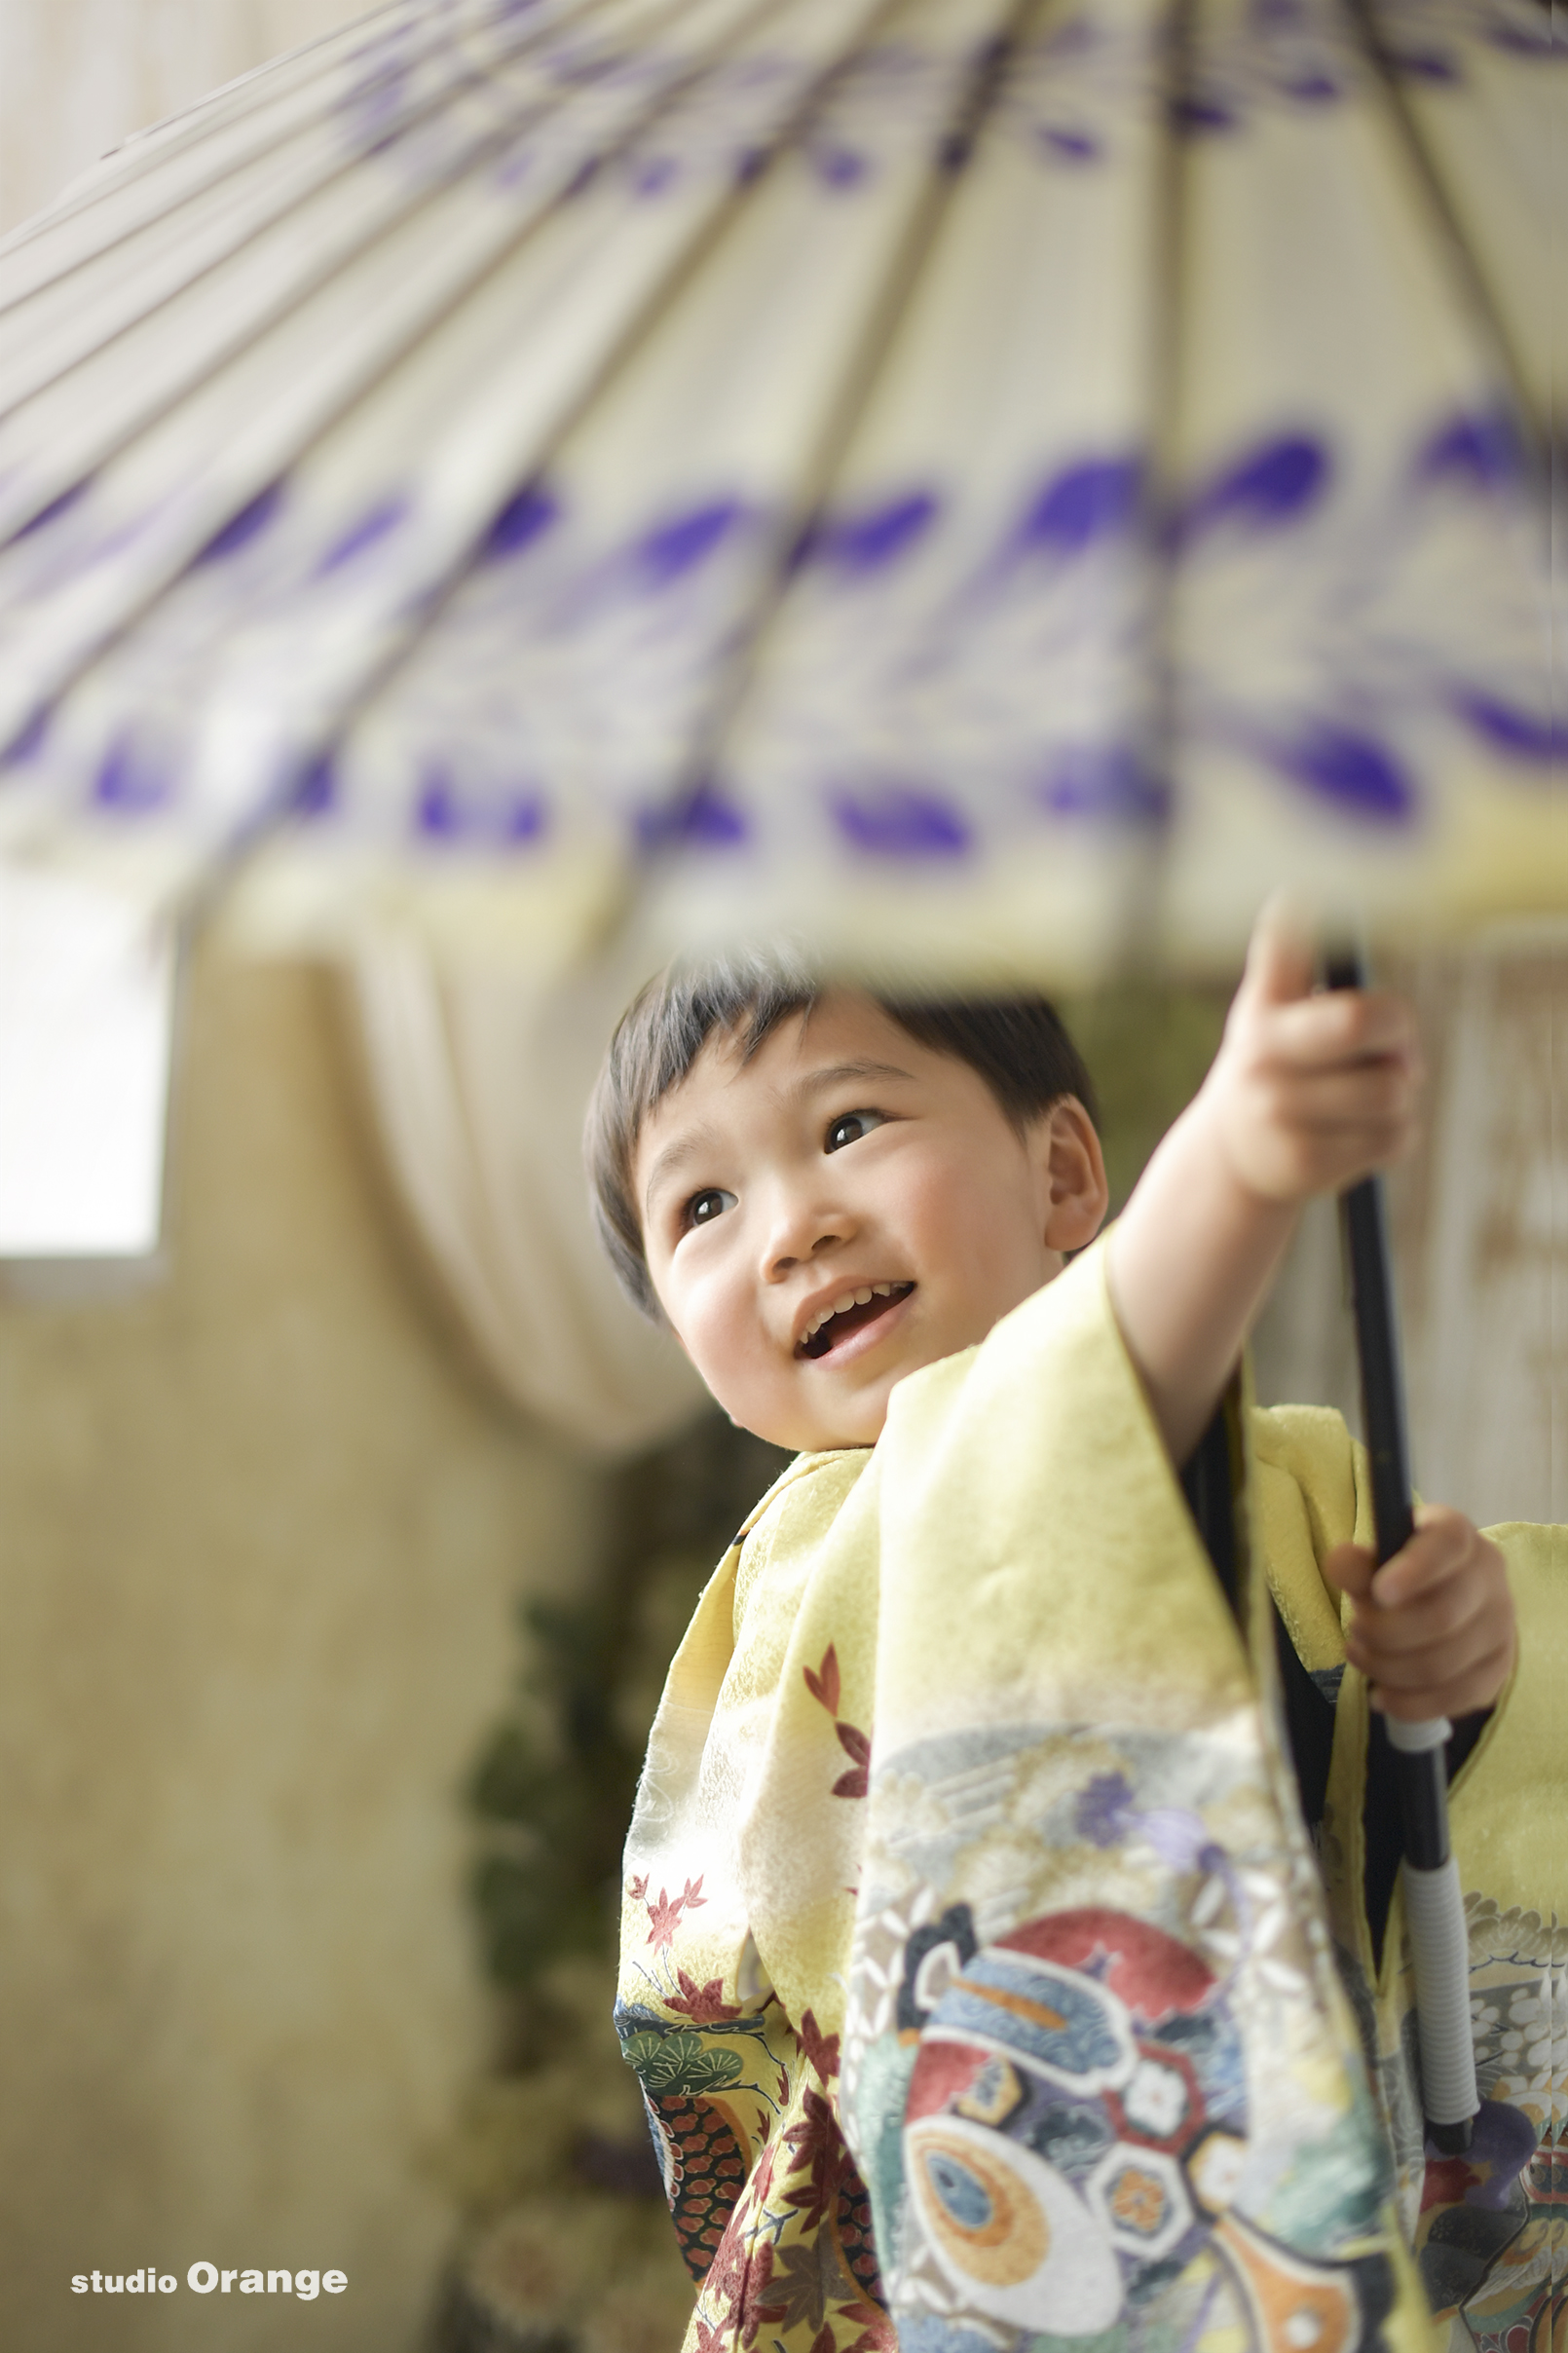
[1253,943,1566,1530]
[353,937,711,1456]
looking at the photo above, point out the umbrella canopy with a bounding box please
[0,0,1559,984]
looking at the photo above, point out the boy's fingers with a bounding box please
[1251,1064,1420,1133]
[1347,1572,1488,1656]
[1349,1614,1493,1683]
[1345,1509,1515,1718]
[1267,990,1418,1069]
[1242,896,1318,1008]
[1368,1508,1491,1608]
[1370,1641,1515,1721]
[1324,1541,1376,1602]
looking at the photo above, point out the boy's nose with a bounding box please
[762,1189,852,1281]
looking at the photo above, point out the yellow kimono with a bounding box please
[615,1240,1563,2353]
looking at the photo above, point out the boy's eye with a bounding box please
[825,1109,887,1154]
[685,1187,736,1230]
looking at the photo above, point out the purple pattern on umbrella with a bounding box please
[1264,724,1416,820]
[1176,436,1329,546]
[1451,693,1566,764]
[315,499,407,578]
[4,707,50,766]
[1013,459,1143,559]
[637,778,749,854]
[2,389,1549,871]
[1384,46,1460,79]
[1039,746,1170,822]
[801,492,942,576]
[12,480,90,545]
[1416,410,1527,491]
[632,501,750,588]
[330,0,1562,212]
[292,753,339,819]
[195,482,285,567]
[832,782,971,859]
[483,482,561,560]
[94,734,170,814]
[417,764,546,844]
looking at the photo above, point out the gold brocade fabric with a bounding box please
[616,1241,1563,2353]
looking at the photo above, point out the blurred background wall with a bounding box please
[0,943,609,2351]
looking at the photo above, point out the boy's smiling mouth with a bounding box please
[796,1282,915,1361]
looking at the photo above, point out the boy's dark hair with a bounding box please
[586,946,1098,1321]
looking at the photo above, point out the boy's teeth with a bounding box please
[803,1281,909,1340]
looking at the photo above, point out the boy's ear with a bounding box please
[1037,1097,1109,1252]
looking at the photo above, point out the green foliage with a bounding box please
[467,1417,791,1996]
[1060,980,1229,1211]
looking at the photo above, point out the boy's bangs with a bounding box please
[587,946,823,1322]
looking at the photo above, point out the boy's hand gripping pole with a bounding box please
[1325,952,1478,2155]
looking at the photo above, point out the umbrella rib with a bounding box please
[658,0,1059,846]
[1340,0,1545,474]
[1121,0,1199,978]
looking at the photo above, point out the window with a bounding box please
[0,866,177,1268]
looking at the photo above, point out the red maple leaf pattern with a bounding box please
[644,1873,707,1951]
[802,1643,871,1800]
[832,1722,871,1801]
[627,1873,648,1901]
[803,1645,841,1716]
[707,2230,788,2349]
[750,2140,779,2207]
[644,1887,684,1950]
[798,2009,841,2084]
[781,2088,855,2231]
[668,1969,743,2025]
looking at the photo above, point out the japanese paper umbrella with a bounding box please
[0,0,1558,2155]
[0,0,1559,983]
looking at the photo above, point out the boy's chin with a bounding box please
[725,1372,900,1455]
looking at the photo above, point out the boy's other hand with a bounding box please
[1325,1506,1515,1722]
[1205,901,1422,1206]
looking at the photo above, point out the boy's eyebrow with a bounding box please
[642,1124,721,1218]
[786,1057,918,1103]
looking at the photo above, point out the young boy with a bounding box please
[590,913,1554,2353]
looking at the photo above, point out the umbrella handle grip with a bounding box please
[1386,1717,1479,2147]
[1325,952,1478,2151]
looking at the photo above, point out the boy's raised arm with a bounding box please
[1105,903,1420,1471]
[1105,907,1515,1722]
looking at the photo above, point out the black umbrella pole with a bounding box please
[1325,955,1477,2152]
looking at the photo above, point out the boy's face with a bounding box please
[635,993,1107,1451]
